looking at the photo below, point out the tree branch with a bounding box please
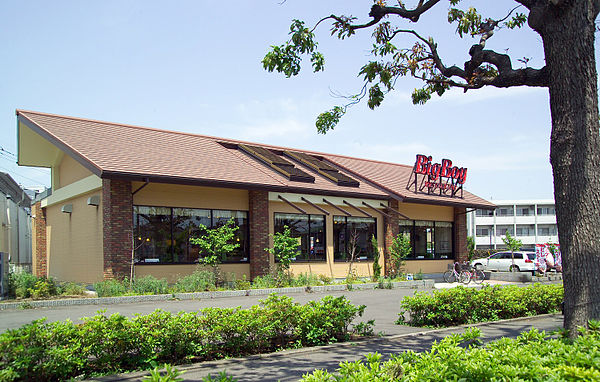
[385,28,548,89]
[331,1,442,31]
[371,1,442,23]
[513,0,535,9]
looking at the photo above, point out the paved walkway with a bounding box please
[92,314,564,382]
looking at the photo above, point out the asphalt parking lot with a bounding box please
[0,287,425,335]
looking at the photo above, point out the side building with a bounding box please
[467,199,558,250]
[0,172,32,272]
[17,110,495,284]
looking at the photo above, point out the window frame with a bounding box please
[333,215,378,262]
[398,220,455,260]
[133,205,250,265]
[273,212,327,263]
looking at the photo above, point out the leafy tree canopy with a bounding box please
[263,1,548,133]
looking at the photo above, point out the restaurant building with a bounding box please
[17,110,495,284]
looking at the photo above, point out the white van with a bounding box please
[472,251,536,273]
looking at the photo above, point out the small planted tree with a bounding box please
[189,218,240,282]
[267,226,300,284]
[346,229,361,281]
[389,234,411,278]
[371,235,381,282]
[467,236,476,262]
[502,232,523,271]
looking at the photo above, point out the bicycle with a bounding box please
[459,263,485,284]
[443,262,464,283]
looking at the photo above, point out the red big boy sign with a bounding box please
[413,154,468,185]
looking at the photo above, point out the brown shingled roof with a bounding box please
[16,109,495,209]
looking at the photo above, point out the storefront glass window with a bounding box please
[134,206,172,263]
[333,216,377,261]
[274,213,325,261]
[414,220,435,259]
[213,210,249,262]
[434,222,453,259]
[172,208,210,263]
[398,220,454,260]
[134,206,248,264]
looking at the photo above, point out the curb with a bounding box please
[0,280,434,310]
[91,313,562,381]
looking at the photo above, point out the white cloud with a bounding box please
[332,141,432,163]
[236,98,299,118]
[234,119,312,142]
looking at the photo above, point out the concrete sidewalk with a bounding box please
[92,314,564,382]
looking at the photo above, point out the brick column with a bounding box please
[102,179,133,280]
[383,199,399,276]
[454,207,468,262]
[32,201,47,278]
[249,190,270,279]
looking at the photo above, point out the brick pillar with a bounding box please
[102,179,133,280]
[383,199,399,276]
[32,201,47,278]
[249,190,270,279]
[454,207,468,262]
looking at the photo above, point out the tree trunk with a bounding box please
[536,0,600,335]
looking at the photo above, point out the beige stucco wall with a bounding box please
[45,190,103,283]
[397,202,454,222]
[404,260,453,274]
[58,154,93,189]
[134,263,251,284]
[132,182,249,210]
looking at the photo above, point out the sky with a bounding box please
[0,1,587,201]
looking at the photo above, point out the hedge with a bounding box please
[0,294,372,381]
[397,283,563,327]
[301,324,600,381]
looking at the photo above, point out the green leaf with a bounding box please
[316,106,345,134]
[367,85,384,110]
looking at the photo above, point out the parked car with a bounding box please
[471,251,536,273]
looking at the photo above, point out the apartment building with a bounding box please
[467,199,558,249]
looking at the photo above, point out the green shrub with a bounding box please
[318,274,332,284]
[293,272,322,287]
[132,275,169,295]
[398,283,564,327]
[172,270,216,292]
[0,294,370,381]
[28,279,58,299]
[93,279,127,297]
[295,295,367,346]
[0,319,86,381]
[58,282,87,296]
[8,272,41,299]
[301,324,600,381]
[79,312,140,372]
[7,273,86,300]
[232,274,251,290]
[202,371,237,382]
[251,274,278,289]
[143,364,185,382]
